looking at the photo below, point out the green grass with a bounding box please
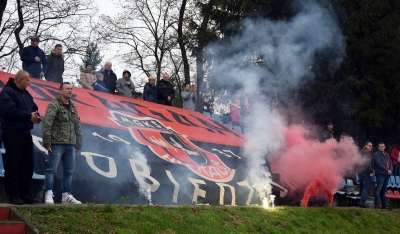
[18,205,400,234]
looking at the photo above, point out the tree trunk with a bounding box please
[195,0,215,112]
[15,0,24,53]
[178,0,190,86]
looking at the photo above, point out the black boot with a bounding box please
[9,195,23,205]
[20,194,39,204]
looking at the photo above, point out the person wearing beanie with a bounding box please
[20,35,48,79]
[93,72,109,93]
[80,61,96,90]
[116,69,135,98]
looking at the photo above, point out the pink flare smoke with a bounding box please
[270,124,366,206]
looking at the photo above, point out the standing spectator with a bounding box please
[182,83,197,111]
[20,35,48,79]
[93,73,109,93]
[373,142,393,209]
[157,73,175,106]
[240,89,251,120]
[42,82,83,204]
[359,142,374,208]
[199,81,214,115]
[229,99,243,133]
[0,70,42,205]
[102,61,117,94]
[45,44,64,84]
[80,62,96,90]
[143,76,157,103]
[320,122,334,142]
[116,69,135,98]
[389,143,400,177]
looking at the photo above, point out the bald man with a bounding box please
[0,70,42,205]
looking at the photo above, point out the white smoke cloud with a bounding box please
[204,0,345,198]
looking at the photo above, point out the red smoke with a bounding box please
[269,124,365,207]
[300,175,334,207]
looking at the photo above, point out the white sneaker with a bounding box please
[62,192,82,204]
[45,190,54,204]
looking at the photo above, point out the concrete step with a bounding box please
[0,207,26,234]
[0,207,11,220]
[0,221,26,234]
[0,206,40,234]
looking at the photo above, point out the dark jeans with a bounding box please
[359,175,372,205]
[374,175,389,207]
[1,131,34,197]
[393,165,400,177]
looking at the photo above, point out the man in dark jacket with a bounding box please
[157,73,175,106]
[102,61,117,94]
[359,142,374,207]
[0,70,42,205]
[45,44,64,84]
[320,122,334,142]
[143,76,157,103]
[20,35,48,79]
[373,142,393,209]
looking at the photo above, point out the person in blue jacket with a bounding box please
[93,73,109,93]
[373,142,393,209]
[20,35,48,79]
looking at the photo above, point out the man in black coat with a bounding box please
[20,35,48,79]
[320,122,334,142]
[0,70,42,205]
[157,73,175,106]
[102,61,118,94]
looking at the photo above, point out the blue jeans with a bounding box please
[359,175,372,205]
[44,144,76,193]
[374,175,389,207]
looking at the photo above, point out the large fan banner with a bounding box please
[1,71,287,205]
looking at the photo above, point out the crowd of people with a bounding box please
[320,122,398,209]
[2,35,398,208]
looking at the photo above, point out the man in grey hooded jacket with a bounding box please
[116,69,135,98]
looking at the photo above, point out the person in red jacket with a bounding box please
[390,144,400,177]
[229,99,243,134]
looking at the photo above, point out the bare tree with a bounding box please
[0,0,96,80]
[98,0,178,82]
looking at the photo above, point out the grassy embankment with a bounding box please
[17,204,400,234]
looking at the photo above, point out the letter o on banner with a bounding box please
[81,152,117,178]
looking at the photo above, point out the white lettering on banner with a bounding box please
[92,132,113,142]
[212,149,232,158]
[32,135,48,155]
[188,178,207,203]
[108,135,131,145]
[216,183,236,206]
[81,152,117,178]
[237,181,254,206]
[222,150,241,159]
[166,170,180,203]
[129,159,160,192]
